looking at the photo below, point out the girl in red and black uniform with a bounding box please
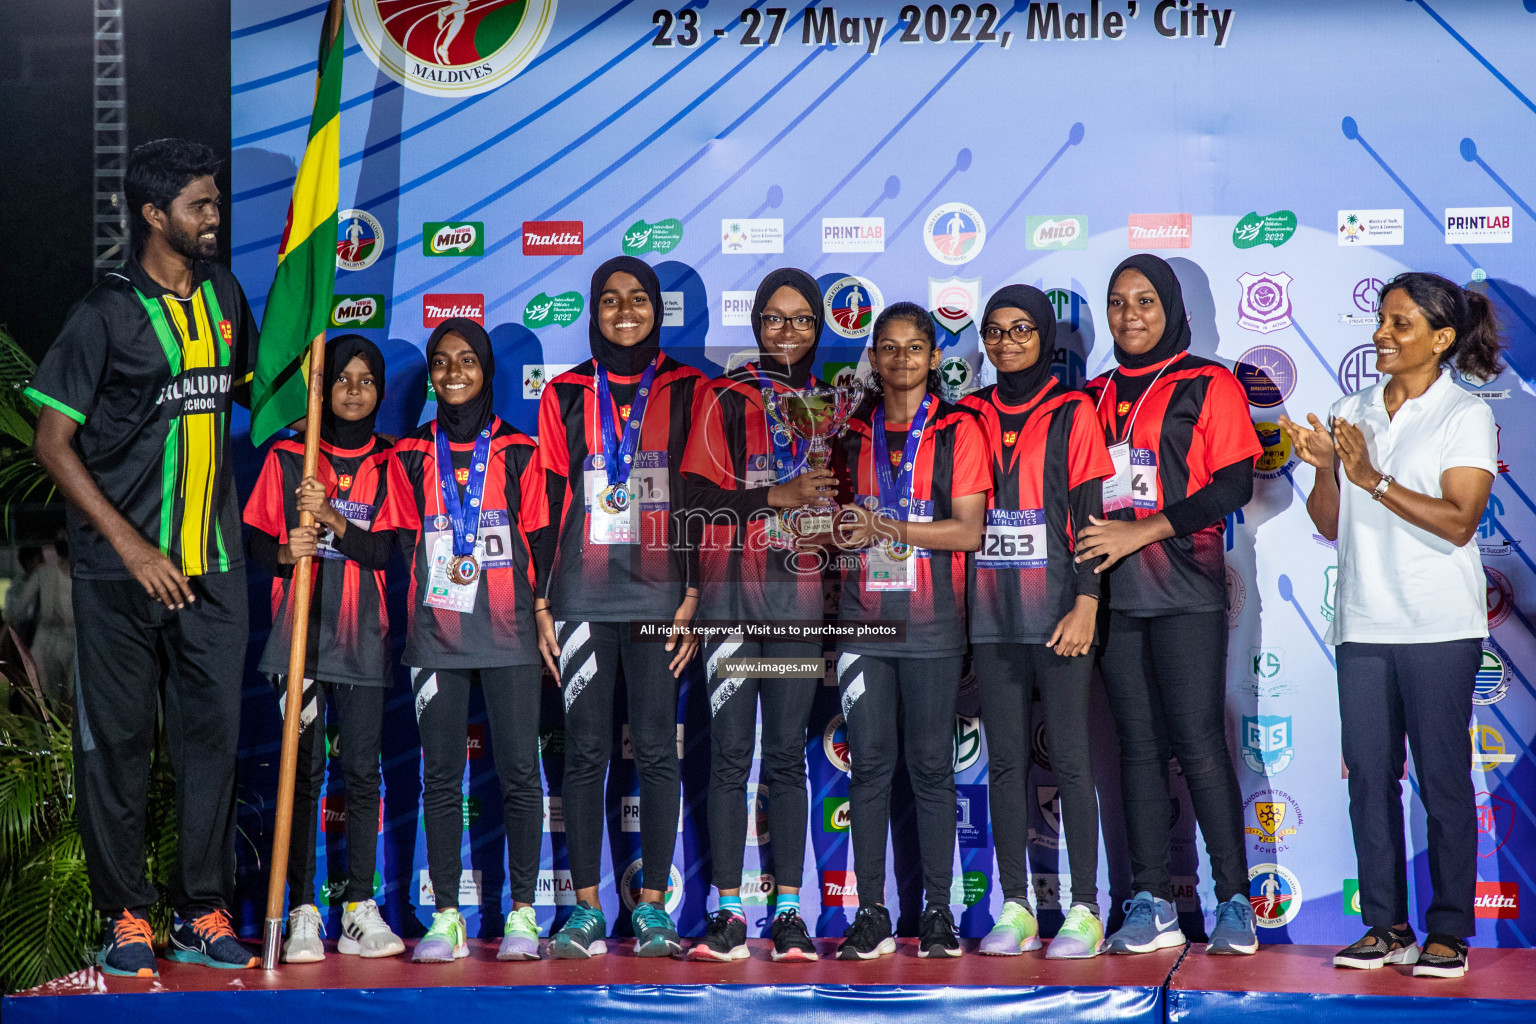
[538,256,704,959]
[831,302,990,961]
[1077,255,1262,956]
[961,286,1115,959]
[374,318,550,963]
[245,335,404,963]
[681,268,834,963]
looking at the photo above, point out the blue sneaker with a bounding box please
[551,902,608,959]
[632,901,682,958]
[166,910,259,969]
[97,910,158,978]
[1206,895,1258,955]
[1105,891,1186,954]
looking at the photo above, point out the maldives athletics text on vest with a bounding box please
[348,0,558,97]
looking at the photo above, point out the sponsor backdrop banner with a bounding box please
[230,1,1535,946]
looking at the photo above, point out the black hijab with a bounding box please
[1106,254,1192,370]
[982,284,1058,405]
[427,317,495,443]
[321,334,385,450]
[749,268,824,389]
[588,255,663,376]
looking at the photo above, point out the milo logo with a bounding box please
[330,294,386,328]
[424,221,483,256]
[1025,215,1088,250]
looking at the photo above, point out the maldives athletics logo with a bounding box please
[348,0,558,97]
[824,275,883,339]
[337,209,384,271]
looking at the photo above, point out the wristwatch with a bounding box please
[1370,474,1394,502]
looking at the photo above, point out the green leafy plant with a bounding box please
[0,325,55,533]
[0,657,178,993]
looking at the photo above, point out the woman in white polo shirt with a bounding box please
[1279,272,1500,981]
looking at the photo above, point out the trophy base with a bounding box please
[783,508,834,538]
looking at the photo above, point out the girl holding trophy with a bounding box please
[831,302,990,960]
[682,268,838,963]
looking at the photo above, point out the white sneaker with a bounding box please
[283,904,326,963]
[339,899,406,958]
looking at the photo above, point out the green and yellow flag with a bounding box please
[251,1,345,445]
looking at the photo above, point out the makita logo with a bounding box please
[523,220,584,255]
[466,723,484,760]
[821,871,858,906]
[423,293,485,327]
[1128,214,1193,249]
[1475,882,1519,918]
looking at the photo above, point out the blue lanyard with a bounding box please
[872,394,933,520]
[748,362,808,481]
[434,422,494,558]
[596,356,659,489]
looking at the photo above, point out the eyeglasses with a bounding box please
[760,314,817,332]
[981,324,1037,345]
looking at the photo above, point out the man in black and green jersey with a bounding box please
[28,139,260,976]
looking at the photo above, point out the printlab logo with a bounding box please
[824,275,884,339]
[720,291,756,327]
[336,209,384,271]
[1337,344,1383,393]
[1234,345,1297,407]
[822,217,885,253]
[1232,210,1296,249]
[924,203,986,265]
[1337,209,1404,246]
[1243,790,1303,854]
[1339,277,1384,325]
[1236,273,1295,335]
[522,220,583,255]
[534,869,576,906]
[423,221,483,255]
[929,276,981,335]
[721,218,784,254]
[1025,215,1088,251]
[1128,213,1192,249]
[330,294,386,328]
[348,0,559,97]
[423,293,485,326]
[1476,791,1513,858]
[622,218,682,256]
[1474,641,1510,706]
[1444,207,1513,244]
[1249,864,1302,928]
[1242,715,1294,776]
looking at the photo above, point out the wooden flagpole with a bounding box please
[262,333,327,969]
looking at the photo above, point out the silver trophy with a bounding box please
[762,377,866,536]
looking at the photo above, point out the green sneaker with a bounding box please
[1047,904,1105,959]
[413,909,468,963]
[632,901,682,957]
[498,906,541,961]
[980,900,1041,955]
[551,902,608,959]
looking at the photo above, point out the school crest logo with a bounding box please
[928,277,981,335]
[1236,272,1294,334]
[348,0,559,97]
[824,275,884,339]
[1003,430,1018,446]
[454,467,470,486]
[1242,715,1294,775]
[338,474,354,491]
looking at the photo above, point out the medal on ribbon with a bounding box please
[434,422,493,587]
[595,355,660,514]
[872,394,933,560]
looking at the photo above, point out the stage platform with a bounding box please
[6,940,1535,1024]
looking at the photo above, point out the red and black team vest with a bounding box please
[961,381,1115,645]
[681,364,826,624]
[538,355,704,623]
[375,417,546,669]
[244,436,392,686]
[1085,353,1262,616]
[834,397,991,659]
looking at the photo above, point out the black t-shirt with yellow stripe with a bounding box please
[26,256,257,580]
